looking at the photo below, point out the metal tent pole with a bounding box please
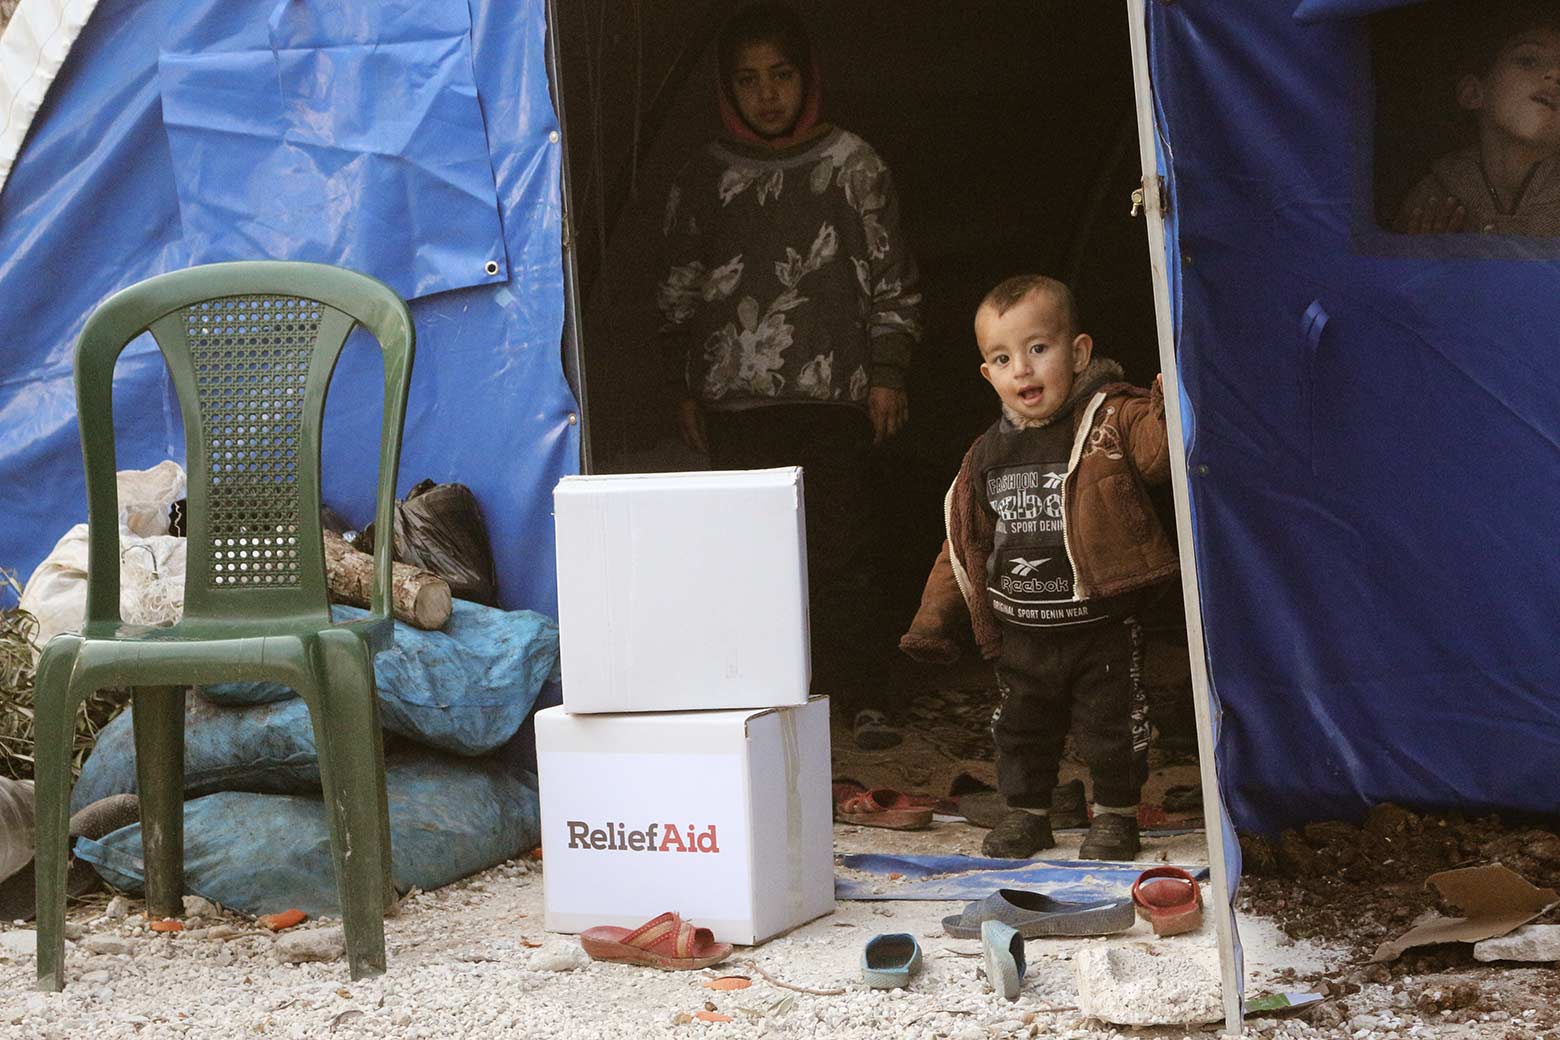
[1124,0,1243,1033]
[545,0,595,474]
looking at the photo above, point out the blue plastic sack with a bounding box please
[202,600,561,755]
[76,753,539,916]
[72,692,321,813]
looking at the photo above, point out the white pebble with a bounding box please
[528,941,588,972]
[274,927,345,964]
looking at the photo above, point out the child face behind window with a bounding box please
[1459,28,1560,160]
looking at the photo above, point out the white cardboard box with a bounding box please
[553,467,810,714]
[536,698,834,945]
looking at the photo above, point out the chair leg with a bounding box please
[33,637,85,992]
[131,685,186,919]
[366,698,399,917]
[307,630,389,979]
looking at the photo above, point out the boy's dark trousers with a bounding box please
[704,403,887,718]
[991,616,1149,810]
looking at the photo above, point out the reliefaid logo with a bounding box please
[566,820,720,854]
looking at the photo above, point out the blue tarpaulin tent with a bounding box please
[1,0,1554,838]
[4,4,1558,1022]
[0,0,578,617]
[1146,0,1560,836]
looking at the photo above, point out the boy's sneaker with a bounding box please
[1049,779,1087,829]
[1078,814,1140,861]
[982,811,1054,859]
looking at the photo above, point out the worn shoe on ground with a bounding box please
[942,888,1136,939]
[981,810,1054,859]
[852,709,903,750]
[981,920,1026,1000]
[1078,813,1140,861]
[861,932,923,989]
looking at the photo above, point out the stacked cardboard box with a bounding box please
[537,468,834,945]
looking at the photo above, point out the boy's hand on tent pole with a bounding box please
[676,398,709,454]
[868,387,909,444]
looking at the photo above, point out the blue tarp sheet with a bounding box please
[0,0,576,615]
[1150,1,1560,831]
[835,853,1208,902]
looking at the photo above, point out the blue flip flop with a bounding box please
[861,932,922,989]
[981,920,1025,1000]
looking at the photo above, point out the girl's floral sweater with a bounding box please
[657,126,922,410]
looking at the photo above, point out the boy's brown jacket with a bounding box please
[900,380,1179,663]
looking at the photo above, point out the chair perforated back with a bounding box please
[186,294,323,593]
[73,263,414,630]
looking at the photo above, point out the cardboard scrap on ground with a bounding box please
[1244,992,1325,1016]
[1372,863,1558,962]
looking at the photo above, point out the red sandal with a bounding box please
[1131,866,1204,936]
[834,788,934,830]
[578,911,733,970]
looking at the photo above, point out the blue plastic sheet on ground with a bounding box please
[201,599,561,756]
[0,0,577,618]
[72,692,321,813]
[835,853,1208,902]
[76,753,539,916]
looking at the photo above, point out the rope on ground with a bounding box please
[735,960,846,997]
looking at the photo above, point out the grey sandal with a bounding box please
[941,888,1135,939]
[982,920,1026,1000]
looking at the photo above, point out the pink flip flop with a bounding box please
[1131,866,1204,936]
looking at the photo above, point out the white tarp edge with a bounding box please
[0,0,100,200]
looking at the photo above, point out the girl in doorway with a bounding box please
[656,2,923,749]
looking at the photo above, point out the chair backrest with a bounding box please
[73,261,415,630]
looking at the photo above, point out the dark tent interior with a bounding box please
[553,0,1178,659]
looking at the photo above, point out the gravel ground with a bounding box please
[0,821,1342,1040]
[0,816,1552,1039]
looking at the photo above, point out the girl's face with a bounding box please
[1460,29,1560,155]
[730,42,804,139]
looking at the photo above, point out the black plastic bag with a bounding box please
[361,480,500,606]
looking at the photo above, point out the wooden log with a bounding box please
[323,529,452,630]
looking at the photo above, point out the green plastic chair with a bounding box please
[32,261,416,990]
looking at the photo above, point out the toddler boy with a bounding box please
[1397,3,1560,236]
[900,276,1178,860]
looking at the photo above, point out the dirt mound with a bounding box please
[1239,803,1560,966]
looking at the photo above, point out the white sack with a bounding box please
[19,461,188,655]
